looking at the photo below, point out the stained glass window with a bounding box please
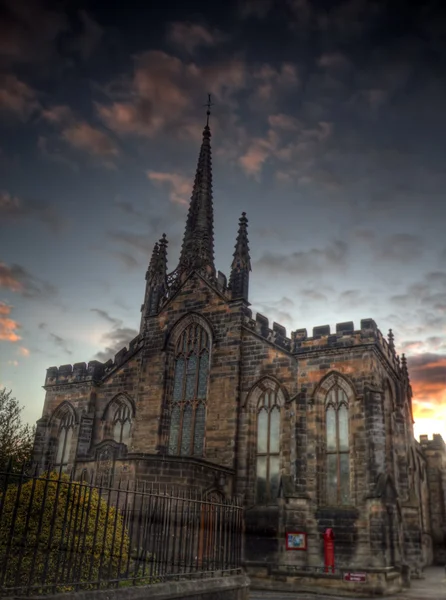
[256,391,281,504]
[325,386,350,505]
[168,322,210,457]
[55,411,75,468]
[112,402,132,445]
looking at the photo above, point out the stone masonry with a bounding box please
[33,112,446,597]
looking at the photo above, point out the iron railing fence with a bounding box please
[0,463,243,596]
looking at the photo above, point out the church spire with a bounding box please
[177,95,215,279]
[229,212,251,301]
[140,235,168,326]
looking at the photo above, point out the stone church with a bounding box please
[33,111,446,596]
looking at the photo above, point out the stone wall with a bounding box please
[10,574,250,600]
[33,267,446,591]
[75,453,234,496]
[420,434,446,564]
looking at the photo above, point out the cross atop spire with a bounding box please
[177,96,215,280]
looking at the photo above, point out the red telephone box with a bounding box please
[324,528,335,573]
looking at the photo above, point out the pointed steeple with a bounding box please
[229,212,251,301]
[177,95,215,279]
[147,242,159,283]
[141,235,169,325]
[388,329,395,353]
[157,233,168,285]
[401,353,409,381]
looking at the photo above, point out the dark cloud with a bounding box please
[0,190,64,232]
[112,251,141,270]
[90,307,138,362]
[114,199,144,218]
[90,308,121,327]
[67,10,103,60]
[237,0,274,19]
[378,234,424,264]
[0,262,57,299]
[49,332,72,355]
[94,326,139,363]
[0,0,103,69]
[301,289,328,302]
[166,21,227,55]
[256,240,348,275]
[0,0,68,68]
[107,230,154,255]
[252,296,295,330]
[37,136,79,171]
[390,273,446,318]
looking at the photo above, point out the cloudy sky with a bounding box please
[1,0,445,439]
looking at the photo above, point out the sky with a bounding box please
[0,0,446,440]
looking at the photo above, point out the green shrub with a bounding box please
[0,472,129,594]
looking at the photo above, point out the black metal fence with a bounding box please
[0,464,243,596]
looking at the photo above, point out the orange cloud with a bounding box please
[41,104,74,124]
[0,74,39,120]
[408,353,446,437]
[147,171,191,206]
[239,135,276,177]
[97,51,247,139]
[18,347,30,357]
[62,122,118,158]
[0,302,21,342]
[0,261,24,292]
[239,119,332,178]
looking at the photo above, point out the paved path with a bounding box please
[249,567,446,600]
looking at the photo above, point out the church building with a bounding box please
[33,109,446,596]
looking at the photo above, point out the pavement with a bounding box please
[249,567,446,600]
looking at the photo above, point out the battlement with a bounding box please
[242,311,402,372]
[419,434,446,451]
[242,309,292,351]
[44,335,143,387]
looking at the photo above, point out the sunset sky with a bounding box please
[0,0,445,440]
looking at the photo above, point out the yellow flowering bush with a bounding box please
[0,472,129,594]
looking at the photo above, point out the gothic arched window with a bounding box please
[256,391,280,504]
[55,410,75,468]
[325,386,350,505]
[168,323,210,456]
[112,402,132,445]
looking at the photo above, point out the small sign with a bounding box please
[344,572,367,583]
[285,532,307,551]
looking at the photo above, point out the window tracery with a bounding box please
[112,402,132,445]
[325,386,350,505]
[54,410,75,468]
[168,323,209,456]
[256,390,280,504]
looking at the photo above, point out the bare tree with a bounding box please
[0,388,34,470]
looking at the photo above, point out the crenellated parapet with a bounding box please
[292,319,402,373]
[242,311,405,374]
[420,433,446,452]
[44,335,143,387]
[242,309,292,351]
